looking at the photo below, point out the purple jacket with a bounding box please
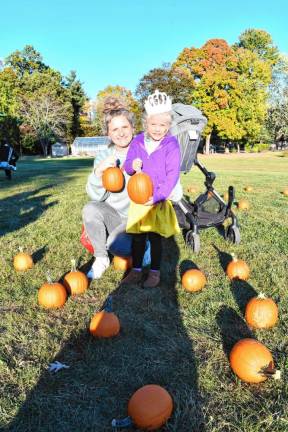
[124,132,181,204]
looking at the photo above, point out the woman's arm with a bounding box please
[86,148,114,201]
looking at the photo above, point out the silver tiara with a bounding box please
[144,89,172,115]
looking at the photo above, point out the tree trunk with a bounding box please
[236,143,240,153]
[205,134,211,154]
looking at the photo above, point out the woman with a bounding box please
[83,98,140,279]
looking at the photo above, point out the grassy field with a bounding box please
[0,152,288,432]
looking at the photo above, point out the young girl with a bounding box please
[122,90,182,288]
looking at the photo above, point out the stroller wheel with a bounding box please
[226,225,241,244]
[185,231,201,253]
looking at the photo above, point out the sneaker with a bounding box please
[87,257,110,279]
[143,270,160,288]
[120,269,142,286]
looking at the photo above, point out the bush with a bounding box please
[245,143,270,153]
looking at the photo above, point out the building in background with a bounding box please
[71,136,110,156]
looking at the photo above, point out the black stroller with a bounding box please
[170,103,240,253]
[0,142,19,180]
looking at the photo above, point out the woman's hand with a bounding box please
[132,158,142,172]
[94,155,116,177]
[143,196,154,206]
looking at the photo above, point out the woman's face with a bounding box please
[108,115,133,149]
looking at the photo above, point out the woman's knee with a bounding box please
[82,201,103,223]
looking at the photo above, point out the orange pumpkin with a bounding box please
[226,254,250,281]
[229,338,278,383]
[127,172,153,204]
[237,199,250,210]
[89,310,120,338]
[244,186,253,192]
[282,188,288,196]
[187,186,197,194]
[113,255,132,271]
[128,384,173,431]
[102,167,124,192]
[245,293,278,329]
[64,259,88,295]
[182,269,206,292]
[38,282,67,309]
[13,250,33,271]
[223,191,229,201]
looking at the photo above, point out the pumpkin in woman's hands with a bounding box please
[38,277,67,309]
[128,384,173,430]
[182,269,206,292]
[64,259,88,295]
[245,293,278,329]
[89,310,120,338]
[229,338,280,383]
[226,254,250,281]
[102,167,124,192]
[13,248,33,271]
[127,172,153,204]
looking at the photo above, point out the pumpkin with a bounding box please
[89,310,120,338]
[128,384,173,430]
[282,188,288,196]
[237,199,250,210]
[38,281,67,309]
[223,191,229,201]
[187,186,197,194]
[245,293,278,329]
[64,259,89,295]
[182,269,206,292]
[113,255,132,271]
[127,172,153,204]
[102,166,124,192]
[13,249,33,271]
[244,186,253,192]
[229,338,280,383]
[226,254,250,281]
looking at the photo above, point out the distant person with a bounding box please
[0,141,19,180]
[122,90,182,288]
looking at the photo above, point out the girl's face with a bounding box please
[108,115,133,150]
[146,113,171,141]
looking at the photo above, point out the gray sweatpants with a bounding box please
[82,201,123,258]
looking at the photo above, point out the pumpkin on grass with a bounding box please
[128,384,173,430]
[113,255,132,271]
[13,248,33,271]
[187,186,197,194]
[245,293,278,329]
[102,167,124,192]
[223,191,229,201]
[226,254,250,281]
[244,186,253,192]
[64,259,88,295]
[182,269,206,292]
[89,310,120,338]
[237,199,250,210]
[229,338,280,383]
[38,275,67,309]
[282,188,288,196]
[127,172,153,204]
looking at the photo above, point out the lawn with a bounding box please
[0,152,288,432]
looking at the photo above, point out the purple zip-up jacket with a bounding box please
[124,132,181,204]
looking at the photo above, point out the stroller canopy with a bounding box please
[170,103,207,173]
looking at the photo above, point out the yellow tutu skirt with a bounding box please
[126,200,180,238]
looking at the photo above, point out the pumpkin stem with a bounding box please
[102,295,113,312]
[111,417,133,428]
[262,361,281,379]
[258,292,267,299]
[19,246,23,253]
[231,253,238,262]
[71,259,77,272]
[46,271,53,284]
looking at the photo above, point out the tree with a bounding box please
[5,45,47,78]
[235,29,279,66]
[19,93,71,156]
[64,71,86,139]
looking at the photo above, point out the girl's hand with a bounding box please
[132,158,142,172]
[143,196,153,206]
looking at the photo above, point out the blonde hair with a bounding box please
[102,97,135,135]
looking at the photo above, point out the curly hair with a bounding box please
[102,97,135,135]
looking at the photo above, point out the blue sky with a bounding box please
[1,0,287,99]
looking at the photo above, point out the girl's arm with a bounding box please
[153,137,181,204]
[123,138,139,175]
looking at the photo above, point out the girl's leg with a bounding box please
[132,233,147,269]
[143,232,162,288]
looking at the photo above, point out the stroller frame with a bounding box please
[171,103,240,253]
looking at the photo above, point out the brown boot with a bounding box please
[120,269,142,286]
[143,270,160,288]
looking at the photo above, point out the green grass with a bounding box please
[0,153,288,432]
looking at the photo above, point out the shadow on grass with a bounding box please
[5,237,205,432]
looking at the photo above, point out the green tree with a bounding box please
[235,29,279,65]
[5,45,47,78]
[64,70,86,139]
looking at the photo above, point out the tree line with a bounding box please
[1,29,288,156]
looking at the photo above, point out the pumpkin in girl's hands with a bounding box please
[127,172,153,204]
[89,310,120,338]
[182,269,207,292]
[113,255,132,271]
[102,167,124,192]
[13,248,33,271]
[64,259,89,295]
[38,280,67,309]
[128,384,173,430]
[245,293,278,329]
[229,338,280,383]
[226,254,250,281]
